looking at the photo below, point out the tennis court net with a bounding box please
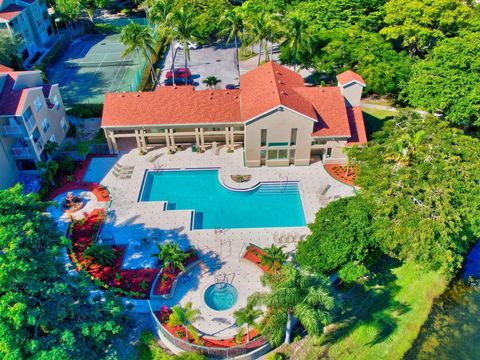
[64,58,137,69]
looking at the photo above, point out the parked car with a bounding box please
[174,41,198,50]
[165,68,192,79]
[164,77,194,86]
[225,84,238,90]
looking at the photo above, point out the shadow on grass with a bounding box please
[363,111,395,138]
[324,257,411,348]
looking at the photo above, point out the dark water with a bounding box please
[406,243,480,359]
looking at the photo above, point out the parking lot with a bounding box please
[160,43,239,90]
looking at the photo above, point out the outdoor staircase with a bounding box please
[112,163,134,179]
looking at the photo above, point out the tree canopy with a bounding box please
[401,32,480,128]
[296,195,377,277]
[352,112,480,274]
[0,185,127,358]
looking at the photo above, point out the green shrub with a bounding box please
[66,124,77,138]
[339,262,369,285]
[266,352,284,360]
[67,104,103,118]
[57,155,75,175]
[84,245,116,266]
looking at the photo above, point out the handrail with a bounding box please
[148,300,267,358]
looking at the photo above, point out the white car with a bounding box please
[174,41,198,50]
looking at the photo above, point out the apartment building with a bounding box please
[0,0,54,64]
[102,62,367,167]
[0,64,69,188]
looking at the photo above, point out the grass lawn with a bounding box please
[289,259,447,360]
[362,108,397,138]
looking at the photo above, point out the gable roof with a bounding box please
[0,4,24,21]
[346,106,367,145]
[0,64,13,72]
[294,87,351,138]
[336,70,366,87]
[240,61,317,121]
[102,87,242,127]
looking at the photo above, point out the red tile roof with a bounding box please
[0,70,51,116]
[102,87,242,127]
[240,61,316,121]
[0,64,13,72]
[336,70,366,87]
[295,86,351,138]
[101,62,367,144]
[0,4,25,21]
[346,106,367,145]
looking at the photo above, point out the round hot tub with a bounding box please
[204,282,238,311]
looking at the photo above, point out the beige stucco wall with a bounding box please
[244,107,314,167]
[18,84,68,160]
[0,137,18,189]
[340,82,364,107]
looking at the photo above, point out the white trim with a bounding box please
[339,80,366,88]
[102,121,243,129]
[244,105,317,125]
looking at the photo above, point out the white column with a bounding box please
[230,127,235,151]
[140,129,147,153]
[195,128,200,150]
[110,131,119,153]
[165,129,171,152]
[105,129,114,153]
[135,129,142,151]
[169,129,176,150]
[200,128,205,151]
[225,126,230,149]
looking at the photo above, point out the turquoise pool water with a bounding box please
[204,283,238,311]
[140,169,306,229]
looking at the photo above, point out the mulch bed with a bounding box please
[324,164,358,186]
[155,310,262,348]
[152,249,199,296]
[48,154,114,201]
[242,244,269,273]
[68,209,159,299]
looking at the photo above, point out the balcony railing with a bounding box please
[11,147,32,158]
[35,138,44,152]
[1,125,23,137]
[24,116,36,132]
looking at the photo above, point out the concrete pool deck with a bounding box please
[78,145,355,337]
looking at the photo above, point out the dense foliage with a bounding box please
[296,195,377,279]
[401,32,480,128]
[353,112,480,274]
[0,185,126,359]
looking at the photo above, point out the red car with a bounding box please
[165,68,191,79]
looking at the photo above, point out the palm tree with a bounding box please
[152,242,189,272]
[147,0,176,84]
[234,302,262,342]
[221,8,244,78]
[168,7,198,69]
[120,23,160,86]
[243,14,269,66]
[202,76,221,89]
[38,160,59,186]
[168,301,201,342]
[260,244,286,275]
[253,264,335,346]
[43,140,59,160]
[281,15,310,71]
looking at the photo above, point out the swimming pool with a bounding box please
[204,283,238,311]
[140,169,306,229]
[83,156,118,183]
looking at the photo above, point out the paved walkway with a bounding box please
[50,147,354,339]
[360,101,428,117]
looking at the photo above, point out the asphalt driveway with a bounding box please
[160,43,239,90]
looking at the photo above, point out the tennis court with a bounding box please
[47,33,147,105]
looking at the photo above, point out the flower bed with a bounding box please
[68,209,159,299]
[324,164,358,186]
[242,244,269,273]
[152,249,199,296]
[48,154,114,202]
[155,310,261,348]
